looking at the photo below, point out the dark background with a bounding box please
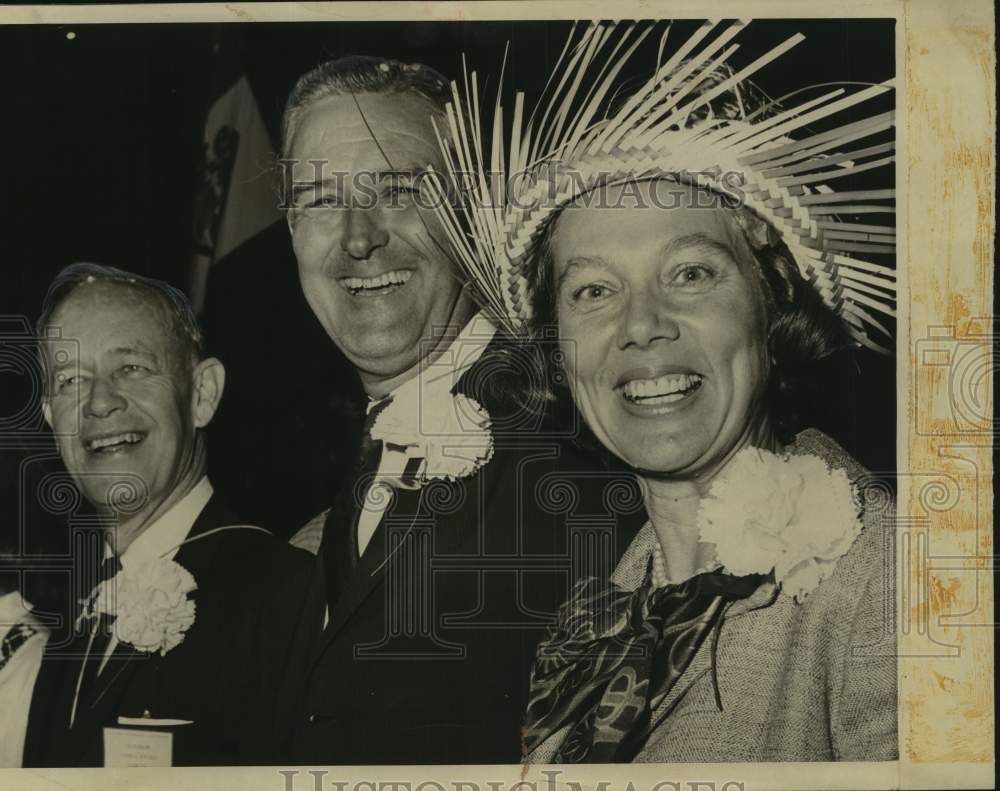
[0,18,897,618]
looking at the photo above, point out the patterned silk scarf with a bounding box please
[523,564,763,762]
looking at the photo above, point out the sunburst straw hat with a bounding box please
[423,20,897,354]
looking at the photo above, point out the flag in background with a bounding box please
[190,46,283,312]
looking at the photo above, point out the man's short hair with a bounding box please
[36,263,204,387]
[280,55,453,159]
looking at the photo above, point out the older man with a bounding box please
[277,56,643,764]
[24,263,311,767]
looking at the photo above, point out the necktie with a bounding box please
[77,554,123,701]
[0,621,38,674]
[323,397,390,610]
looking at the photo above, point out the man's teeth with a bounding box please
[340,270,413,293]
[621,374,703,403]
[86,432,144,452]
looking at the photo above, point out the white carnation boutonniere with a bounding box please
[698,447,863,603]
[370,389,494,485]
[79,557,197,655]
[368,314,498,486]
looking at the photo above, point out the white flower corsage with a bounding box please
[698,447,863,603]
[371,390,494,484]
[367,314,498,486]
[79,557,197,655]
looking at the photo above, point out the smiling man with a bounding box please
[41,275,218,549]
[283,67,477,397]
[25,263,311,767]
[276,56,643,764]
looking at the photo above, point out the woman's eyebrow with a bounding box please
[663,233,738,261]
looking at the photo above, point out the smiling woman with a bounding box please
[429,20,898,763]
[519,176,896,764]
[530,180,850,471]
[542,181,775,479]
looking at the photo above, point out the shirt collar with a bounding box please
[367,312,497,414]
[108,476,214,567]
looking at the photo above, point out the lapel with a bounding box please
[72,640,144,734]
[314,454,508,668]
[170,494,243,580]
[59,609,149,766]
[612,524,784,724]
[648,579,782,729]
[315,479,425,652]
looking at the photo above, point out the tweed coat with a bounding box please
[530,428,898,763]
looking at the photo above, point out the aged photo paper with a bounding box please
[0,1,993,790]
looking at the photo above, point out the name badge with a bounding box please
[103,726,173,767]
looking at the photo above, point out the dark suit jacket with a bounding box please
[277,338,645,765]
[24,494,313,767]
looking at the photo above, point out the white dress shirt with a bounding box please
[97,476,213,673]
[0,593,47,767]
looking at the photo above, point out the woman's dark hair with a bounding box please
[523,187,851,447]
[741,217,852,442]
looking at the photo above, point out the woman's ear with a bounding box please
[190,357,226,429]
[732,207,773,251]
[770,254,799,304]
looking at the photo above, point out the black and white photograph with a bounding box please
[0,2,993,790]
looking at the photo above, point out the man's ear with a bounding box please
[286,209,296,237]
[42,399,53,429]
[190,357,226,429]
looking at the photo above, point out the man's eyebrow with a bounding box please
[663,232,738,261]
[556,256,612,289]
[373,166,431,182]
[289,168,430,201]
[47,347,158,380]
[109,346,158,362]
[290,178,343,202]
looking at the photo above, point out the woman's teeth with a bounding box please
[621,373,703,404]
[339,269,413,296]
